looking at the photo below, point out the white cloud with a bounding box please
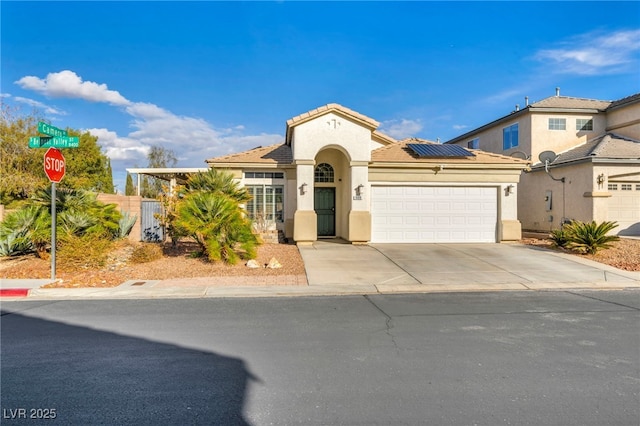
[452,124,468,131]
[86,128,150,162]
[534,29,640,75]
[14,96,66,115]
[17,70,284,193]
[15,70,130,105]
[379,118,423,139]
[0,93,11,98]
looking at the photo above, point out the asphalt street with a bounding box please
[1,291,639,425]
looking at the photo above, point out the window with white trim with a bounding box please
[548,118,566,130]
[245,172,284,179]
[502,123,519,150]
[467,138,479,149]
[608,183,618,190]
[315,163,334,183]
[621,184,632,191]
[576,119,593,131]
[245,185,284,222]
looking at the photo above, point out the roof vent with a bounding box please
[525,96,529,106]
[555,87,560,97]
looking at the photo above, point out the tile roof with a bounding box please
[530,95,611,110]
[551,133,640,165]
[607,92,640,110]
[206,143,292,165]
[371,138,529,166]
[286,103,379,129]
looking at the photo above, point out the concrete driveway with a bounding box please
[298,241,640,292]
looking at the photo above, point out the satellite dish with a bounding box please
[510,151,529,160]
[538,150,558,164]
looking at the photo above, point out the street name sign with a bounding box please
[29,136,80,148]
[38,122,67,137]
[44,148,66,183]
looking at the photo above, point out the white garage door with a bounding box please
[608,182,640,236]
[371,186,497,243]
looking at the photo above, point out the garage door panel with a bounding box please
[371,186,497,243]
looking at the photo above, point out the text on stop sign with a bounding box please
[45,157,65,171]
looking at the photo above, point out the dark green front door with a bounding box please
[315,187,335,236]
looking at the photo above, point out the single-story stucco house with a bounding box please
[205,104,529,244]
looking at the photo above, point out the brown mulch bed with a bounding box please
[1,237,638,288]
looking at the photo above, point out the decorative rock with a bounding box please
[246,259,261,269]
[266,257,282,269]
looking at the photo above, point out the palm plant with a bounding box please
[184,168,251,203]
[549,227,571,249]
[563,220,619,254]
[175,191,257,264]
[0,188,122,257]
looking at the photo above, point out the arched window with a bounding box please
[314,163,334,183]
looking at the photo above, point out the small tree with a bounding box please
[125,173,136,196]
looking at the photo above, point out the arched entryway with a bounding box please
[314,148,350,239]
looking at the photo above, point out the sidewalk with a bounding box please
[1,243,639,300]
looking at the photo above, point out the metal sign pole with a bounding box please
[51,182,56,280]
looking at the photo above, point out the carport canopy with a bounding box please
[126,167,210,196]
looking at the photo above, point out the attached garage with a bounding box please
[608,181,640,236]
[371,186,498,243]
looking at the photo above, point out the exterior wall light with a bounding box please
[507,184,515,194]
[299,183,308,195]
[355,184,364,196]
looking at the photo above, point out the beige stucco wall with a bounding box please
[290,112,375,243]
[528,112,606,164]
[519,163,640,232]
[607,102,640,139]
[96,194,143,242]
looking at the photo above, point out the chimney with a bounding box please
[515,104,520,111]
[555,87,560,97]
[525,96,529,106]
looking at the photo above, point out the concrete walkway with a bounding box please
[1,242,639,300]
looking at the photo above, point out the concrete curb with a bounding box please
[7,280,638,300]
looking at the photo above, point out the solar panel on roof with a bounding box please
[407,143,475,158]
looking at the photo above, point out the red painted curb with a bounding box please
[0,289,29,297]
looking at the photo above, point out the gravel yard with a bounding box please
[1,238,638,288]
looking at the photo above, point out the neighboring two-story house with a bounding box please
[446,90,640,236]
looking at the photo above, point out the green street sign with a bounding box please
[29,136,79,148]
[38,122,67,138]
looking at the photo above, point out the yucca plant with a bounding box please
[563,220,619,255]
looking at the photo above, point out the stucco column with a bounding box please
[499,183,522,241]
[293,161,317,243]
[348,162,371,243]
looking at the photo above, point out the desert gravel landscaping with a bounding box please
[1,238,639,288]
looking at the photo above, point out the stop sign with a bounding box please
[44,147,66,183]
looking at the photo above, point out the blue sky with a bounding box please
[2,1,639,193]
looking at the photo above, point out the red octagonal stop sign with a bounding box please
[44,147,66,183]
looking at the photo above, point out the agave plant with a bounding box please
[563,220,619,255]
[118,211,138,238]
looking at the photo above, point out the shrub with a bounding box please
[57,234,113,270]
[549,227,571,249]
[563,220,619,255]
[129,243,163,264]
